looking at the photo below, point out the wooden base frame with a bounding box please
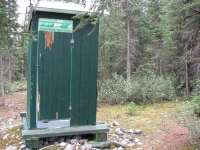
[21,113,109,148]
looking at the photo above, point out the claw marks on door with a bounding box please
[45,32,54,50]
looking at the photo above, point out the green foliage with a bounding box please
[176,100,200,148]
[11,78,27,92]
[98,72,175,104]
[132,72,175,104]
[126,102,139,115]
[98,73,131,103]
[193,96,200,116]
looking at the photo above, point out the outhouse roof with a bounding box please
[24,1,108,30]
[35,1,94,15]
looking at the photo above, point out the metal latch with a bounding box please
[69,106,72,110]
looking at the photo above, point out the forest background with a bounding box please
[0,0,200,147]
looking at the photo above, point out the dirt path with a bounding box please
[0,91,194,150]
[0,91,26,136]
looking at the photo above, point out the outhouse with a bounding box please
[20,1,108,148]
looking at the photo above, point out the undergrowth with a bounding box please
[97,101,194,149]
[11,78,27,92]
[98,72,175,104]
[175,98,200,149]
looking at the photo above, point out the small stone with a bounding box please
[11,134,15,138]
[71,139,78,144]
[8,119,13,122]
[5,146,18,150]
[54,141,59,146]
[137,142,143,145]
[19,141,24,145]
[3,134,9,140]
[59,137,65,143]
[8,122,12,125]
[84,142,92,149]
[110,124,114,128]
[1,121,6,124]
[79,139,87,145]
[113,120,119,126]
[127,143,135,147]
[59,142,67,147]
[81,146,86,150]
[72,135,82,140]
[111,141,122,147]
[65,138,71,143]
[120,140,128,146]
[136,148,142,150]
[64,144,75,150]
[134,138,139,143]
[92,141,111,148]
[43,141,49,146]
[115,128,123,134]
[118,147,123,150]
[128,129,133,134]
[134,130,143,134]
[49,137,56,142]
[20,144,26,149]
[9,104,14,107]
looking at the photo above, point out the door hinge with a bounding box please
[69,106,72,110]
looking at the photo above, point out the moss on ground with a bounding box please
[0,126,22,150]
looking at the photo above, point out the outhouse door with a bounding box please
[36,19,73,128]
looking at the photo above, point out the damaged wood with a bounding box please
[45,32,54,50]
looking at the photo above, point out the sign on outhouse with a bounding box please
[21,2,108,148]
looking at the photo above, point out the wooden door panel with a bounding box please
[38,31,71,121]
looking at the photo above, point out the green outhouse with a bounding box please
[21,1,108,148]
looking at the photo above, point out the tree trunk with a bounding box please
[126,0,131,82]
[185,59,189,96]
[8,50,12,92]
[159,40,163,76]
[0,55,5,106]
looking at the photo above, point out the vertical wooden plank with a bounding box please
[41,32,54,120]
[79,25,91,126]
[88,24,99,125]
[38,31,44,120]
[52,32,64,119]
[29,12,39,129]
[62,32,71,119]
[70,19,81,126]
[27,37,32,128]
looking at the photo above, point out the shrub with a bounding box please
[98,73,131,103]
[176,100,200,148]
[98,72,175,104]
[11,78,27,92]
[193,95,200,116]
[131,73,175,104]
[126,102,140,115]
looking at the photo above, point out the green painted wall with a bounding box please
[27,11,98,129]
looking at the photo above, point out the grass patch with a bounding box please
[97,100,195,149]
